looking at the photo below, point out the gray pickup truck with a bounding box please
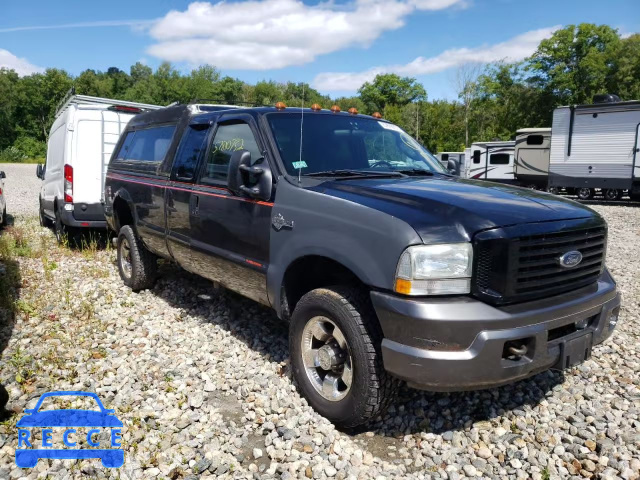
[104,103,621,427]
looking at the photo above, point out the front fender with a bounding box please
[267,179,422,317]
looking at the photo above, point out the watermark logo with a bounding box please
[16,391,124,468]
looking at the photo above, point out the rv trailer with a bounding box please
[466,141,516,183]
[549,96,640,201]
[436,151,465,175]
[514,128,552,189]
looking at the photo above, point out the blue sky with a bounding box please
[1,0,638,100]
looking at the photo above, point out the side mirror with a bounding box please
[228,150,273,202]
[447,159,457,175]
[36,164,43,179]
[0,171,5,179]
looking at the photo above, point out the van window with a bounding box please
[473,150,481,164]
[489,153,510,165]
[202,122,261,183]
[124,125,176,162]
[526,135,544,145]
[172,125,209,181]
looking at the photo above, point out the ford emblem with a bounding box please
[558,250,583,268]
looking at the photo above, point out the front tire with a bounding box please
[117,225,157,291]
[577,187,594,200]
[289,286,398,428]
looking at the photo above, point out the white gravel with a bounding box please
[0,202,638,480]
[0,163,41,218]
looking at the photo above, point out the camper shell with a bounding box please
[549,99,640,200]
[38,94,162,234]
[514,128,552,189]
[466,141,516,183]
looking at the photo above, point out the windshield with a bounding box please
[267,113,445,176]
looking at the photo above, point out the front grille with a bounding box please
[474,224,606,305]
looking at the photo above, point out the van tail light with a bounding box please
[64,164,73,203]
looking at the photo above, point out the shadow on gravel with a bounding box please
[576,199,640,208]
[145,262,566,439]
[0,250,21,421]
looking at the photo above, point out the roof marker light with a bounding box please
[372,112,382,119]
[275,102,287,110]
[330,105,341,113]
[311,103,322,111]
[348,107,358,115]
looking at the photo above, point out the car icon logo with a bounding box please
[558,250,583,268]
[15,391,124,468]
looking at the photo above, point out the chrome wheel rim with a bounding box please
[605,189,617,200]
[301,316,353,402]
[120,238,132,278]
[578,188,591,198]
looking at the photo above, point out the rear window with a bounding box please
[526,135,544,145]
[489,153,510,165]
[118,125,176,162]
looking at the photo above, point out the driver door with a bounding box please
[189,115,273,305]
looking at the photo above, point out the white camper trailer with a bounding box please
[38,92,161,239]
[466,141,516,183]
[436,152,465,175]
[549,97,640,201]
[514,128,552,189]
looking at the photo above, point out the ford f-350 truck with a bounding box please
[104,103,620,427]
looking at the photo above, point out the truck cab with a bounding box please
[104,103,620,427]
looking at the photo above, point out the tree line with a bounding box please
[0,24,638,161]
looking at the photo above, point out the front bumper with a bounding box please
[372,269,620,391]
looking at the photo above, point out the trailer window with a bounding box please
[473,150,481,164]
[125,125,176,162]
[526,135,544,145]
[489,153,510,165]
[172,125,209,181]
[441,153,449,161]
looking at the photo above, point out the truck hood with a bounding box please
[314,175,601,243]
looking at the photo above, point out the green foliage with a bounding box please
[0,24,637,158]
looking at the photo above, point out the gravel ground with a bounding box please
[0,203,638,480]
[0,163,41,218]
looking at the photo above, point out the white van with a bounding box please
[37,93,161,239]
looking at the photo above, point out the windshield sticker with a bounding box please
[292,160,308,169]
[378,122,402,132]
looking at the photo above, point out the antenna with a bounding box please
[298,83,305,183]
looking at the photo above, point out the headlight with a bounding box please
[394,243,473,295]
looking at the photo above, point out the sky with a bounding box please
[0,0,638,100]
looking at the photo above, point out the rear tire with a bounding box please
[1,207,6,227]
[39,201,51,228]
[577,187,594,200]
[117,225,157,291]
[54,206,66,244]
[289,286,399,428]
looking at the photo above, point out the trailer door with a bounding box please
[635,124,640,179]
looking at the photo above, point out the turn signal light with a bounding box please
[372,112,382,119]
[348,107,358,115]
[275,102,287,110]
[330,105,341,113]
[311,103,322,111]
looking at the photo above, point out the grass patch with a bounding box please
[0,158,43,164]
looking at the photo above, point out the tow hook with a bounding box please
[508,344,528,357]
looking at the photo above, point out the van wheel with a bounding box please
[1,207,6,227]
[289,286,399,428]
[117,225,157,291]
[577,187,594,200]
[39,202,51,228]
[54,208,67,244]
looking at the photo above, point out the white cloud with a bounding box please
[312,26,560,92]
[147,0,467,70]
[0,48,44,76]
[0,20,153,34]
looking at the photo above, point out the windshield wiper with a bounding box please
[304,169,405,178]
[394,169,435,176]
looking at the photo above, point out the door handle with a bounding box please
[192,194,200,216]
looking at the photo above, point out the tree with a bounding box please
[454,64,480,147]
[0,69,20,150]
[358,74,426,115]
[610,34,640,100]
[528,24,621,105]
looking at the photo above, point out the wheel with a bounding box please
[604,189,622,201]
[1,207,6,227]
[576,187,594,200]
[39,201,51,228]
[547,186,559,195]
[54,206,66,244]
[117,225,157,291]
[289,286,399,428]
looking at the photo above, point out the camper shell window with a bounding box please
[119,125,176,162]
[489,153,510,165]
[526,135,544,145]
